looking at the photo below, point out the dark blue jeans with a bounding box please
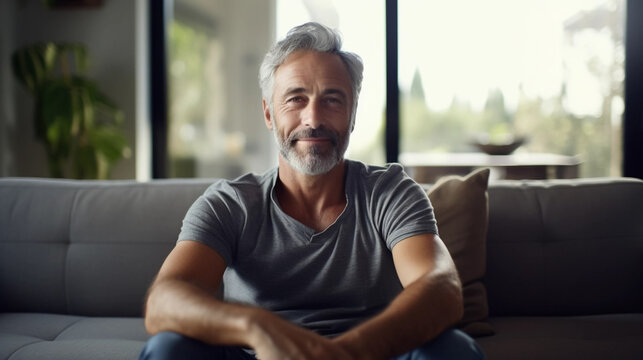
[139,329,485,360]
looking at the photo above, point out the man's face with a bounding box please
[264,50,353,175]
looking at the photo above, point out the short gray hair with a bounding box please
[259,22,364,125]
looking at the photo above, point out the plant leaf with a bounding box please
[12,45,45,93]
[71,143,98,179]
[40,79,73,156]
[12,41,128,179]
[89,127,130,163]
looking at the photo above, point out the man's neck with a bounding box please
[275,158,348,232]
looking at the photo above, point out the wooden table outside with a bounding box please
[400,152,582,183]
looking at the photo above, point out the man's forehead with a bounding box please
[273,51,351,92]
[282,49,338,62]
[281,86,348,99]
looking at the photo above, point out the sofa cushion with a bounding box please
[3,339,146,360]
[0,313,148,360]
[427,168,492,336]
[0,183,77,314]
[485,178,643,316]
[477,314,643,360]
[0,178,212,316]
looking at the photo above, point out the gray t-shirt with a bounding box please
[178,160,437,337]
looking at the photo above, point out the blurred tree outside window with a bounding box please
[168,20,218,177]
[167,1,274,179]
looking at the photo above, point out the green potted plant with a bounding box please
[12,42,130,179]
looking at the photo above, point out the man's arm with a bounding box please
[144,240,353,360]
[334,233,463,359]
[144,240,255,346]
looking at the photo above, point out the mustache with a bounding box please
[287,126,338,145]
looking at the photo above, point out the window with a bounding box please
[155,0,638,179]
[165,0,385,179]
[398,0,625,177]
[166,0,276,179]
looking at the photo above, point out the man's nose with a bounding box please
[301,101,323,129]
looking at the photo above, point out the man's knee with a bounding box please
[139,331,224,360]
[409,329,485,360]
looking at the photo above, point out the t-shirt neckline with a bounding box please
[269,161,354,242]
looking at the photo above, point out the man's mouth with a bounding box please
[297,137,332,143]
[289,128,338,146]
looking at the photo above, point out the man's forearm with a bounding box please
[144,278,355,359]
[144,278,260,347]
[334,268,463,359]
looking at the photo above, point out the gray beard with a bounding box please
[274,126,349,176]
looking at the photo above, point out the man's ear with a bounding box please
[262,99,273,130]
[350,101,357,132]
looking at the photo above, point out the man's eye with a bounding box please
[324,97,343,105]
[287,96,303,103]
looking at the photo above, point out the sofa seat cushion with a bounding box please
[477,314,643,360]
[0,313,148,360]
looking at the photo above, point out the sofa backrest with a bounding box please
[485,177,643,317]
[0,178,212,317]
[3,176,642,318]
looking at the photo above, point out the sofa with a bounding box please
[1,174,642,359]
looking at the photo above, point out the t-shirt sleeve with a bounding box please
[177,181,244,266]
[373,163,438,250]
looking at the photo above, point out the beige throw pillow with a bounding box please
[427,167,494,337]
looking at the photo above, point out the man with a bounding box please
[140,22,484,360]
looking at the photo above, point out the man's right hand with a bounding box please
[248,309,353,360]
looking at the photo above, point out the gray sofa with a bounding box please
[1,176,642,359]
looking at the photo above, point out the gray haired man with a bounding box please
[140,22,484,360]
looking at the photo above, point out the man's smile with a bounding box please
[297,137,332,143]
[287,126,340,147]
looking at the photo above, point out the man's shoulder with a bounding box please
[347,159,408,187]
[347,160,425,206]
[202,167,276,202]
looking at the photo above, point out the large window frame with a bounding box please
[149,0,643,179]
